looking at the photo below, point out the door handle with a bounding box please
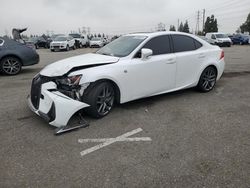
[198,53,205,58]
[166,58,175,64]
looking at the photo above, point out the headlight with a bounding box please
[58,75,82,86]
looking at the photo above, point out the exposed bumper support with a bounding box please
[27,82,90,134]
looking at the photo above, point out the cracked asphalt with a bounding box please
[0,45,250,187]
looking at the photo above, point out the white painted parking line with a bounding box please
[78,128,152,157]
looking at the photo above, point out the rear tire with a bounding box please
[82,82,115,118]
[197,66,217,92]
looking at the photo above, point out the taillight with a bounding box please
[220,50,224,60]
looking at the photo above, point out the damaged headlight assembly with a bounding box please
[58,74,82,87]
[56,74,90,100]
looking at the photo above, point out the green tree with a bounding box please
[204,15,218,34]
[240,13,250,33]
[169,25,176,31]
[178,22,184,32]
[183,20,190,33]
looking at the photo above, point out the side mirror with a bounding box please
[141,48,153,60]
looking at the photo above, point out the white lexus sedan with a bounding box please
[28,31,225,132]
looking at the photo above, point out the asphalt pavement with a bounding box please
[0,46,250,188]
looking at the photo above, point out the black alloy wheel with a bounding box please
[197,66,217,92]
[83,82,115,118]
[0,56,22,75]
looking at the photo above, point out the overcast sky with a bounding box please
[1,0,250,36]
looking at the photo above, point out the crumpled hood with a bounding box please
[40,53,119,77]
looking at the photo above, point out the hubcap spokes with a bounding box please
[97,86,114,115]
[202,69,216,90]
[2,59,20,74]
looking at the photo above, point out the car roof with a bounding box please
[126,31,196,38]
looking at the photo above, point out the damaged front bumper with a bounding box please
[27,79,90,129]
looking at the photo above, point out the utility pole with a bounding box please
[202,9,206,34]
[177,19,179,31]
[196,11,200,35]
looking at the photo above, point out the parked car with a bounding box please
[205,32,232,47]
[0,37,39,75]
[69,33,88,48]
[50,35,76,51]
[26,37,50,49]
[89,37,104,48]
[28,31,224,132]
[102,37,110,45]
[198,36,210,43]
[229,34,249,45]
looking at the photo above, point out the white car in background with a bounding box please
[50,35,76,51]
[69,33,89,48]
[205,32,232,47]
[89,37,104,48]
[28,31,225,133]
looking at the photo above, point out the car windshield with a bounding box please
[54,36,67,41]
[91,38,101,41]
[69,34,80,38]
[96,35,147,57]
[215,34,228,38]
[51,34,63,40]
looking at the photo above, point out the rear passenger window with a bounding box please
[143,35,171,55]
[172,35,196,53]
[194,39,202,49]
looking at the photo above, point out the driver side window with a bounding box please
[135,35,171,58]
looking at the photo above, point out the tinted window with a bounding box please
[194,39,202,49]
[172,35,196,53]
[69,34,81,38]
[143,35,171,55]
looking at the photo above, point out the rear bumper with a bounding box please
[23,53,39,66]
[28,81,89,128]
[217,58,225,80]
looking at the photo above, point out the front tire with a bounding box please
[82,82,115,118]
[197,66,217,92]
[0,56,22,75]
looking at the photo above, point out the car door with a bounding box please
[123,35,177,101]
[172,34,204,88]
